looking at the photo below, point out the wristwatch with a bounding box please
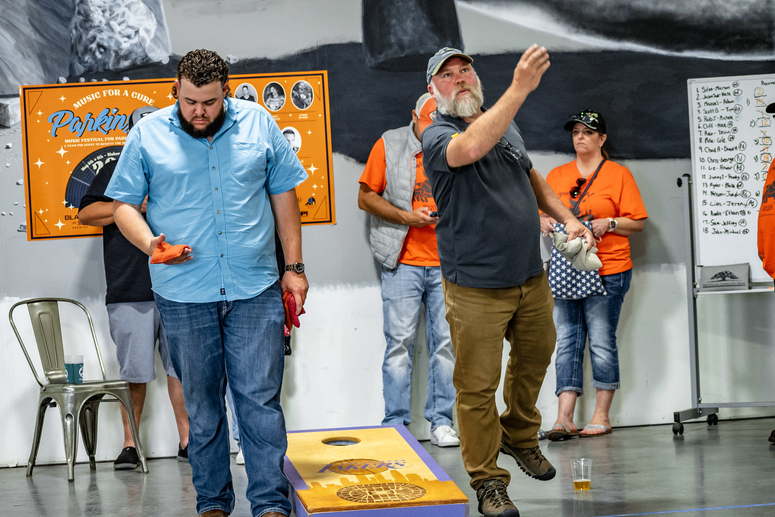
[607,218,618,232]
[285,262,305,274]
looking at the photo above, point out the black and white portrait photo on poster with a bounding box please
[235,83,257,102]
[291,80,314,110]
[263,82,286,111]
[282,126,301,153]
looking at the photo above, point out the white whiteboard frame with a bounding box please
[687,74,775,284]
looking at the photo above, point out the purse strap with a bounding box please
[569,159,606,218]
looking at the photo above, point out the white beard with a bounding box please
[434,77,484,119]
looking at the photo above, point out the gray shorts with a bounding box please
[107,301,177,383]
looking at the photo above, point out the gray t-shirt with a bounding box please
[421,110,543,288]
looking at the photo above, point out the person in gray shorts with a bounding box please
[79,158,190,469]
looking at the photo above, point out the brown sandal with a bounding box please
[547,424,579,441]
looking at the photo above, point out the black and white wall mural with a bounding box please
[0,0,170,93]
[1,0,773,161]
[460,0,773,58]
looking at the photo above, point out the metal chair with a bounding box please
[9,298,149,481]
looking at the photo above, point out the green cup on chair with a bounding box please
[65,355,83,384]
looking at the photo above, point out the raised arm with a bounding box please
[443,45,550,168]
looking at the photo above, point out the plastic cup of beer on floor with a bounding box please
[65,355,84,384]
[571,458,592,490]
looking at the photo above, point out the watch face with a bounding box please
[287,263,304,273]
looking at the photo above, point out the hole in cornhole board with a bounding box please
[322,436,361,446]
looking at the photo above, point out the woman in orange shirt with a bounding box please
[540,111,648,439]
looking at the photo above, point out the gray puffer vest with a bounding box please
[369,122,421,268]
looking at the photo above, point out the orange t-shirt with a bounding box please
[546,160,648,276]
[757,160,775,278]
[359,137,439,266]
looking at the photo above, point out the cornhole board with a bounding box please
[284,425,469,516]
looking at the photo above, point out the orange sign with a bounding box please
[19,71,335,241]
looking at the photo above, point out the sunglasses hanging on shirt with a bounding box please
[496,137,523,161]
[569,159,606,218]
[570,177,586,199]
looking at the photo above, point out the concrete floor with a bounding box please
[1,418,774,517]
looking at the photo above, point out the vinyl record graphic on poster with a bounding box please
[64,145,124,209]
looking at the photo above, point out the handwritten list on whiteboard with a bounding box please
[688,74,775,283]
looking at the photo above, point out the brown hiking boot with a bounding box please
[500,440,556,481]
[476,479,520,517]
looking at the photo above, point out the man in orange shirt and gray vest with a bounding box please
[758,102,775,444]
[358,93,459,447]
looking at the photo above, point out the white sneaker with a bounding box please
[236,448,245,465]
[430,425,460,447]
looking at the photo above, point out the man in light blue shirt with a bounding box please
[106,49,308,517]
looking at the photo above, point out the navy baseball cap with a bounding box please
[564,110,607,134]
[426,47,473,84]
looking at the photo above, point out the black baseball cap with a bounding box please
[564,110,606,134]
[766,102,775,114]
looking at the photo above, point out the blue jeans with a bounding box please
[155,284,289,517]
[225,382,240,446]
[554,270,632,396]
[381,264,456,430]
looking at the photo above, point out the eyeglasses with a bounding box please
[570,177,587,199]
[496,137,523,161]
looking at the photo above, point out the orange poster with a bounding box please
[19,71,335,241]
[231,71,335,226]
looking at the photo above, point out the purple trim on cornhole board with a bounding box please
[284,455,307,492]
[286,424,393,434]
[284,425,464,515]
[291,497,469,517]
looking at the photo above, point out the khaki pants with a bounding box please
[443,273,556,489]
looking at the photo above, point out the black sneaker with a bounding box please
[500,440,556,481]
[114,447,139,470]
[476,479,520,517]
[177,443,189,462]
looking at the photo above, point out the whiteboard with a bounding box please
[688,74,775,283]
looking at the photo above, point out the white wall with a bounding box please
[1,0,774,468]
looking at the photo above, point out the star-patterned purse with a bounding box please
[547,221,606,300]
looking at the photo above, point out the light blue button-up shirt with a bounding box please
[106,97,308,303]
